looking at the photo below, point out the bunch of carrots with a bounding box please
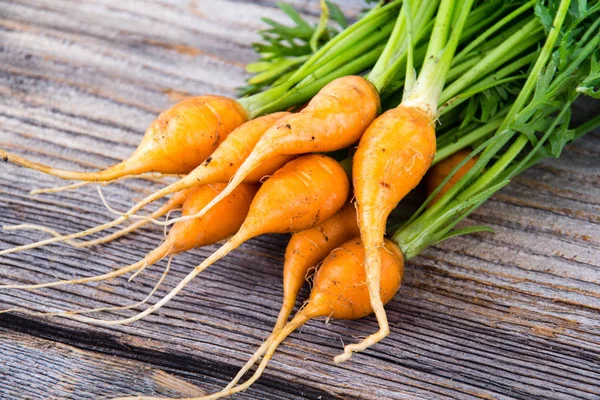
[1,0,599,398]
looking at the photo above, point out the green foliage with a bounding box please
[238,1,349,97]
[395,0,600,259]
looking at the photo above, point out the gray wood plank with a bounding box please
[0,323,338,400]
[0,1,599,399]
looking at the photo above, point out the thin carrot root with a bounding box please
[30,181,92,195]
[223,340,272,390]
[29,172,182,195]
[96,187,174,226]
[78,212,174,248]
[0,256,172,318]
[2,224,81,248]
[0,242,171,291]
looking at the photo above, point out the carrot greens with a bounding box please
[394,0,600,259]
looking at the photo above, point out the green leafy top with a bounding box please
[238,1,349,96]
[394,0,600,259]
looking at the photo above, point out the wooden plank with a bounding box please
[0,328,211,400]
[0,321,339,400]
[0,1,599,399]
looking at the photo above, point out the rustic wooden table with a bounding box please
[1,1,599,399]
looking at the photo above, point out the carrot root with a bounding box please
[29,172,180,195]
[0,241,171,291]
[0,256,172,318]
[54,234,247,326]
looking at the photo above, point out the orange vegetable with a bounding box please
[58,154,350,326]
[165,75,379,227]
[0,96,247,180]
[349,105,435,361]
[426,149,478,205]
[346,0,474,360]
[0,112,290,256]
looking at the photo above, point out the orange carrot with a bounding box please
[345,0,475,361]
[0,112,291,255]
[114,238,403,400]
[426,149,478,205]
[162,75,379,227]
[277,203,359,330]
[55,154,349,326]
[223,203,360,389]
[0,96,247,181]
[0,183,258,291]
[349,106,434,361]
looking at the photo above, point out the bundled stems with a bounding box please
[394,0,599,259]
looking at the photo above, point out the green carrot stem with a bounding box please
[402,0,476,115]
[574,114,600,140]
[432,114,506,165]
[393,0,574,254]
[453,0,536,64]
[440,19,543,103]
[440,52,537,114]
[369,0,439,92]
[458,0,507,41]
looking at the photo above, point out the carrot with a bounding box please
[112,238,404,400]
[277,202,359,330]
[0,1,404,185]
[426,149,478,205]
[345,0,476,362]
[0,96,247,181]
[0,112,291,255]
[227,149,480,389]
[222,203,360,389]
[161,75,379,227]
[51,154,349,326]
[0,183,258,291]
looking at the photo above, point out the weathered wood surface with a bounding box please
[0,1,599,399]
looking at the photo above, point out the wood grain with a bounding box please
[0,1,599,399]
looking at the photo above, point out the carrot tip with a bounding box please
[333,351,353,364]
